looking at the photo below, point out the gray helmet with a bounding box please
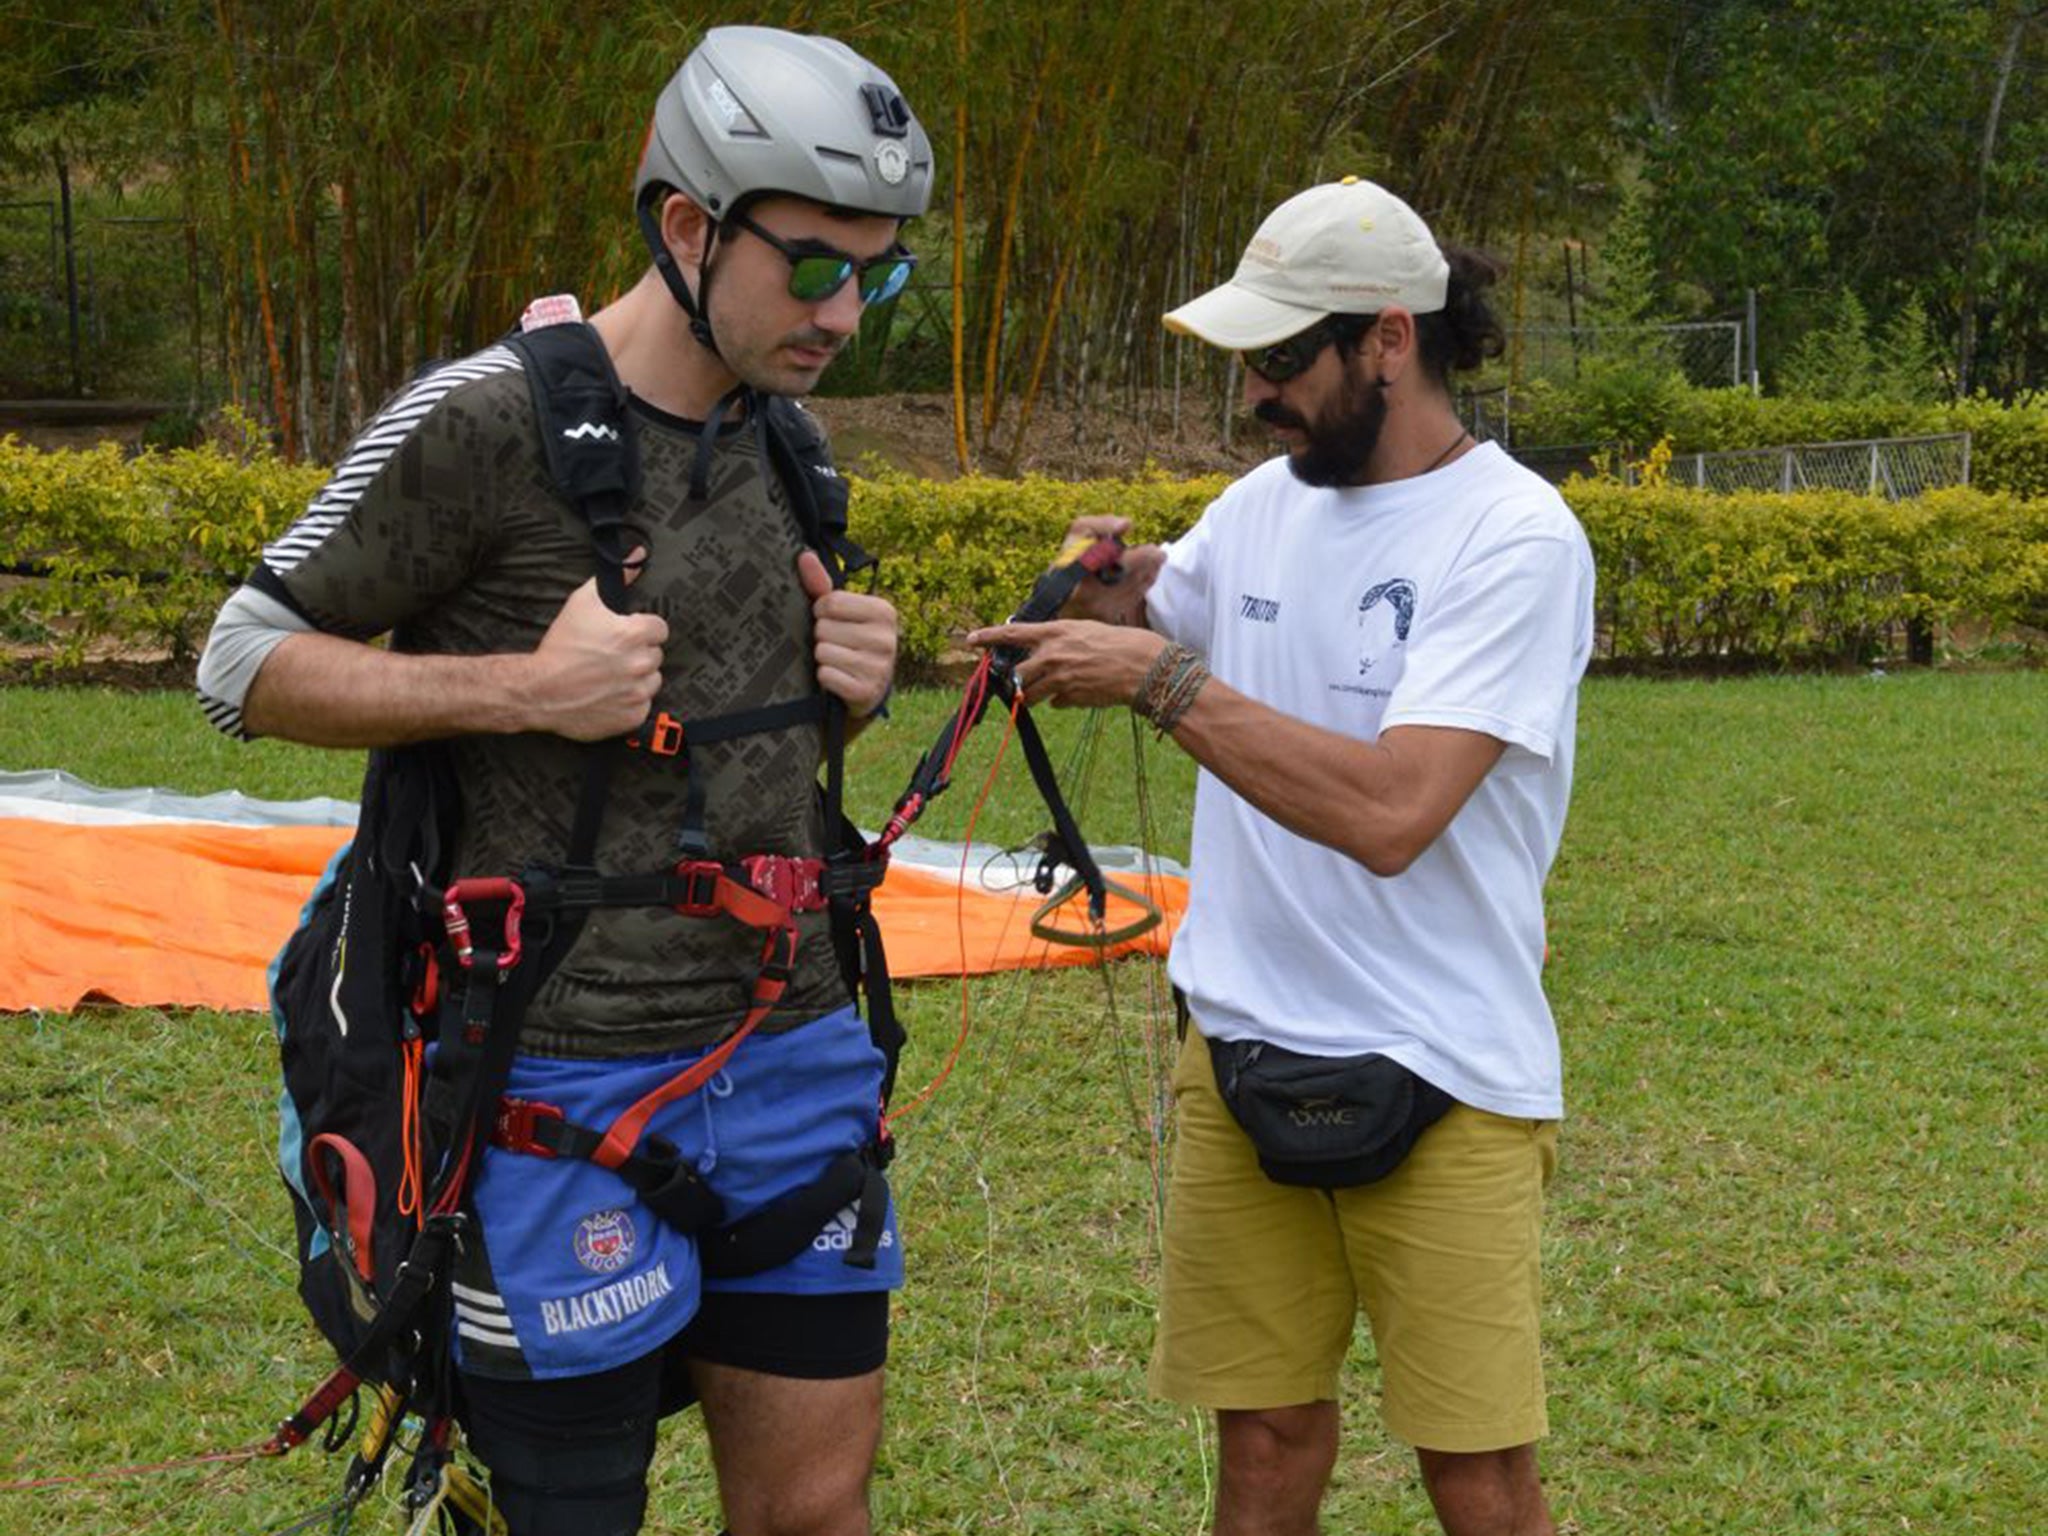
[636,26,934,222]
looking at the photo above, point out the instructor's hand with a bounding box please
[967,619,1167,709]
[1055,515,1165,625]
[799,549,898,718]
[527,550,668,740]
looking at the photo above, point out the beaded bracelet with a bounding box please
[1132,642,1211,737]
[1151,654,1210,736]
[1131,644,1187,720]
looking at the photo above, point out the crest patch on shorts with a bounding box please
[573,1208,638,1274]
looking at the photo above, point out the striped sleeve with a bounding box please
[261,344,524,587]
[194,344,526,740]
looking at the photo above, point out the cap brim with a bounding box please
[1162,280,1327,350]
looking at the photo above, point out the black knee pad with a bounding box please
[485,1465,649,1536]
[461,1402,657,1536]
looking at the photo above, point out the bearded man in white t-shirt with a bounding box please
[972,179,1595,1536]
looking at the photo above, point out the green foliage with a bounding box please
[851,468,1228,674]
[1777,289,1877,401]
[1544,185,1694,452]
[1640,0,2047,398]
[1778,290,1952,405]
[1522,367,1688,458]
[0,2,1672,447]
[0,430,325,667]
[4,441,2042,673]
[0,169,207,399]
[1584,183,1672,338]
[1566,478,2048,665]
[1875,295,1949,405]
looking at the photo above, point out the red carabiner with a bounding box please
[442,878,526,970]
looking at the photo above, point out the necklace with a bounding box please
[1421,428,1471,475]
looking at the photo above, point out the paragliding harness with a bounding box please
[869,531,1164,946]
[260,314,900,1514]
[259,311,1151,1523]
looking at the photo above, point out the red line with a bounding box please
[0,1441,277,1493]
[884,686,1022,1129]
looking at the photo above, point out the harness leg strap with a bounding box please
[697,1149,873,1280]
[845,1155,890,1272]
[616,1134,724,1234]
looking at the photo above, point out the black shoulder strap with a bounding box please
[500,320,638,873]
[761,395,873,586]
[503,323,637,615]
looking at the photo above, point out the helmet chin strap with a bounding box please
[635,195,772,503]
[636,196,723,358]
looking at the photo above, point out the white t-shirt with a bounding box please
[1146,442,1594,1119]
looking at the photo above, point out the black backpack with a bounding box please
[265,319,898,1468]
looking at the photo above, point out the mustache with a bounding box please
[1254,400,1308,431]
[786,327,842,352]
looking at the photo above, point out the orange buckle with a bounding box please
[442,878,525,970]
[627,710,687,758]
[409,942,441,1016]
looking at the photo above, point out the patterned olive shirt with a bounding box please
[259,346,850,1056]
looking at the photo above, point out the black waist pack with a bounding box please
[1207,1037,1455,1189]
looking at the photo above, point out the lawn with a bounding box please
[0,672,2040,1533]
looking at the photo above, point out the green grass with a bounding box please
[1,673,2041,1533]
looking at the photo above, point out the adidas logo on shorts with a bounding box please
[812,1201,895,1254]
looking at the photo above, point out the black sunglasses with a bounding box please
[1239,315,1371,384]
[727,211,917,305]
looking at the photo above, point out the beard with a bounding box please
[1256,368,1387,488]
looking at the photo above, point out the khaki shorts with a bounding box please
[1148,1029,1558,1453]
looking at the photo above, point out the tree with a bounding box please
[1643,0,2046,399]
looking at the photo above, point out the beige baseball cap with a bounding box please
[1163,177,1448,349]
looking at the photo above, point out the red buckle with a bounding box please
[741,855,825,913]
[442,878,525,970]
[1078,535,1125,577]
[494,1097,563,1157]
[671,860,725,918]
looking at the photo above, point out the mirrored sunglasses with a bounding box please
[729,211,917,306]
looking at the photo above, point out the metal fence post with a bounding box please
[1745,289,1759,391]
[56,152,83,397]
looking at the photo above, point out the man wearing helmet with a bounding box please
[198,27,934,1536]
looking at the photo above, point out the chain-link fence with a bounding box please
[0,203,206,401]
[1510,321,1745,389]
[1645,434,1972,499]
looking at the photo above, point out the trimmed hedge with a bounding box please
[1515,386,2048,500]
[0,433,325,667]
[1562,479,2047,666]
[2,438,2041,676]
[859,471,2046,671]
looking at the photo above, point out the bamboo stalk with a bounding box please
[260,71,321,461]
[216,0,294,456]
[978,43,1056,446]
[949,0,972,474]
[337,166,367,433]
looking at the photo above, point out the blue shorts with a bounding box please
[450,1005,901,1380]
